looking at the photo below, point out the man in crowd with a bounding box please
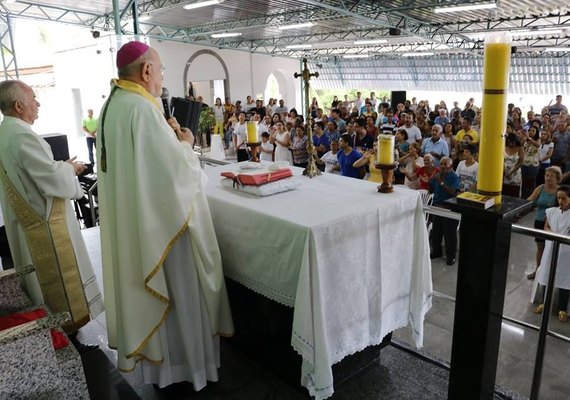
[313,121,330,159]
[421,124,449,167]
[551,120,570,172]
[353,92,364,115]
[455,117,479,143]
[548,95,568,117]
[434,108,450,127]
[0,80,104,350]
[331,108,346,133]
[274,99,288,116]
[461,101,476,121]
[429,156,460,265]
[337,133,363,179]
[97,41,233,390]
[402,113,423,144]
[82,108,97,164]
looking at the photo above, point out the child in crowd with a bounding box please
[259,131,274,162]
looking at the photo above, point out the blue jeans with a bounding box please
[86,137,96,164]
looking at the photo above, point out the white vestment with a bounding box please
[98,82,234,390]
[0,116,104,317]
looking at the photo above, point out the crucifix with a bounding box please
[294,58,321,178]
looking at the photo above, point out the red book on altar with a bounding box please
[220,168,293,186]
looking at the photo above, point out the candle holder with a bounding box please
[247,142,261,162]
[303,119,321,178]
[374,162,397,193]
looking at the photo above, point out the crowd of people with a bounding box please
[215,92,570,273]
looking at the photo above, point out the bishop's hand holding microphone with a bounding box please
[162,87,194,146]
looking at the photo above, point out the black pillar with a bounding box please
[447,196,532,400]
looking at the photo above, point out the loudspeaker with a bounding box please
[42,134,69,161]
[389,28,401,36]
[171,97,202,137]
[390,91,407,111]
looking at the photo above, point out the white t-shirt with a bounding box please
[404,125,422,143]
[404,157,424,189]
[455,160,479,192]
[234,122,247,149]
[321,151,340,174]
[538,142,554,164]
[260,141,273,162]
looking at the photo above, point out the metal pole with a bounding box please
[112,0,122,35]
[6,17,19,79]
[530,240,560,400]
[131,0,140,35]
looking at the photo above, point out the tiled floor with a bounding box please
[78,203,570,400]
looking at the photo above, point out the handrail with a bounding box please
[88,180,98,226]
[423,206,570,400]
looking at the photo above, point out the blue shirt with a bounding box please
[430,171,459,205]
[337,149,363,179]
[313,133,330,157]
[421,138,449,166]
[326,129,341,143]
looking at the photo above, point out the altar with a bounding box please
[204,164,432,400]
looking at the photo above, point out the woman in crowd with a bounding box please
[455,144,478,193]
[270,122,293,165]
[511,108,525,132]
[353,140,382,183]
[310,97,319,118]
[290,125,309,168]
[520,126,541,198]
[442,123,454,155]
[402,153,439,190]
[526,166,561,280]
[317,138,340,174]
[365,116,379,138]
[271,112,282,126]
[212,97,225,136]
[502,133,524,197]
[533,185,570,322]
[536,130,554,186]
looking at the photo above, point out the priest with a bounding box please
[0,80,104,342]
[97,41,234,390]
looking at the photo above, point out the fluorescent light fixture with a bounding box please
[286,44,312,49]
[343,54,370,59]
[354,39,388,45]
[434,2,497,13]
[543,47,569,52]
[278,22,314,30]
[402,52,435,57]
[4,0,17,4]
[510,29,563,36]
[184,0,222,10]
[211,32,242,38]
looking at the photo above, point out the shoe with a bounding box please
[430,252,442,259]
[534,304,544,314]
[527,271,536,280]
[68,334,99,355]
[446,257,456,266]
[559,311,569,322]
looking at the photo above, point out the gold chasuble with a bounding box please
[0,162,90,332]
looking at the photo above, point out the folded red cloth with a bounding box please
[0,308,70,350]
[221,168,293,186]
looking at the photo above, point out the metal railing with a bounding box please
[423,204,570,400]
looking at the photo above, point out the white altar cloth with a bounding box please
[204,164,432,400]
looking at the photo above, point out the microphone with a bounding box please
[161,87,171,119]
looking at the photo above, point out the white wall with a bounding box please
[151,39,301,111]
